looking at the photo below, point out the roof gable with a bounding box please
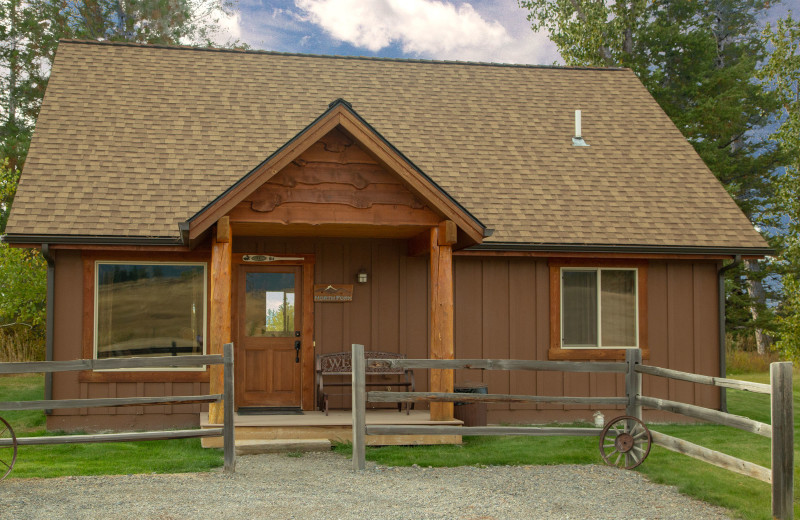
[186,99,485,244]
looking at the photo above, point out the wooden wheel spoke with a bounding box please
[630,449,641,464]
[633,430,648,440]
[603,443,616,449]
[614,452,622,466]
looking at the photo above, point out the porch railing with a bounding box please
[0,343,236,475]
[350,343,794,520]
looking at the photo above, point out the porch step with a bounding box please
[235,438,332,456]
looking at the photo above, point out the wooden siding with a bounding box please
[47,249,210,432]
[453,257,720,424]
[49,242,721,430]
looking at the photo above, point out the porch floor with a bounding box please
[200,409,463,447]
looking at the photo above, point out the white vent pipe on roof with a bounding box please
[572,109,590,147]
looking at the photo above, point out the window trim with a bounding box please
[549,260,648,361]
[560,267,639,349]
[93,260,208,371]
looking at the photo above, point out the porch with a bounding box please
[199,409,463,448]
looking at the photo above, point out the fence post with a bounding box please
[223,342,236,474]
[771,361,793,520]
[625,349,642,420]
[352,343,366,471]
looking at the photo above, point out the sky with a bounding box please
[211,0,562,65]
[207,0,792,66]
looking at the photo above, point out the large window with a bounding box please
[94,262,207,362]
[561,268,638,348]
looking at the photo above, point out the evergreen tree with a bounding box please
[759,15,800,359]
[518,0,785,352]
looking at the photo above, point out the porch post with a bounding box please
[430,221,456,421]
[209,216,232,424]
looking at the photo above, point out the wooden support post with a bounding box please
[771,361,794,520]
[352,343,366,471]
[430,223,455,421]
[625,349,642,420]
[208,223,232,425]
[223,342,235,474]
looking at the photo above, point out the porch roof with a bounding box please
[4,40,769,253]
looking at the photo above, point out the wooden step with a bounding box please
[235,438,332,455]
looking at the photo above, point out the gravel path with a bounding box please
[1,452,732,519]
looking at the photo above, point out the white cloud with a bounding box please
[182,0,244,46]
[295,0,521,61]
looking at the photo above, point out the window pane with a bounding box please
[562,270,598,347]
[96,264,205,359]
[601,270,637,347]
[245,272,295,337]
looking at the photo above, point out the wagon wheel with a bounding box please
[0,416,17,481]
[599,415,651,469]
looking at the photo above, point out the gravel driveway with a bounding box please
[1,451,732,519]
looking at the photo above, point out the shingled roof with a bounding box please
[4,40,769,253]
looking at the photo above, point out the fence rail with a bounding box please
[0,355,223,374]
[635,364,771,394]
[351,343,794,520]
[0,344,236,474]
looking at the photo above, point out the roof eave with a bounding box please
[465,242,775,257]
[1,233,185,247]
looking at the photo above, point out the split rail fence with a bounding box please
[0,343,236,474]
[350,343,794,520]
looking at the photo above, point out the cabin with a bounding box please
[2,41,770,441]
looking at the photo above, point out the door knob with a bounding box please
[294,340,301,363]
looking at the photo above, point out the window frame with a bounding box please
[560,267,639,349]
[92,260,208,371]
[549,260,648,361]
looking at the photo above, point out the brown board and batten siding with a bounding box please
[233,237,431,410]
[48,250,212,431]
[50,238,720,430]
[452,257,721,424]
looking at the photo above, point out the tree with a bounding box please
[0,0,239,339]
[518,0,784,353]
[759,15,800,359]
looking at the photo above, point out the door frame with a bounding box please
[232,253,315,410]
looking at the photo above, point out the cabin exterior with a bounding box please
[2,41,771,433]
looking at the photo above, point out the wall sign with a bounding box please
[314,284,354,303]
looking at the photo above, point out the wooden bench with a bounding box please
[316,351,415,415]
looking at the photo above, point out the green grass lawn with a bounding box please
[338,370,798,520]
[1,371,796,520]
[0,374,223,478]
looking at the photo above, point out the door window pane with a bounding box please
[601,270,637,347]
[562,270,598,347]
[245,272,295,337]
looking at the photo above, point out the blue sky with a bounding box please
[209,1,792,66]
[215,0,561,65]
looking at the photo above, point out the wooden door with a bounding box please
[236,266,302,408]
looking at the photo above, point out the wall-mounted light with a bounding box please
[356,268,368,284]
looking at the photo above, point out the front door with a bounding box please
[236,266,302,408]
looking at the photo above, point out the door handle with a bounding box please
[294,340,301,363]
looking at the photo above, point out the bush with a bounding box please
[0,327,45,362]
[726,334,781,374]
